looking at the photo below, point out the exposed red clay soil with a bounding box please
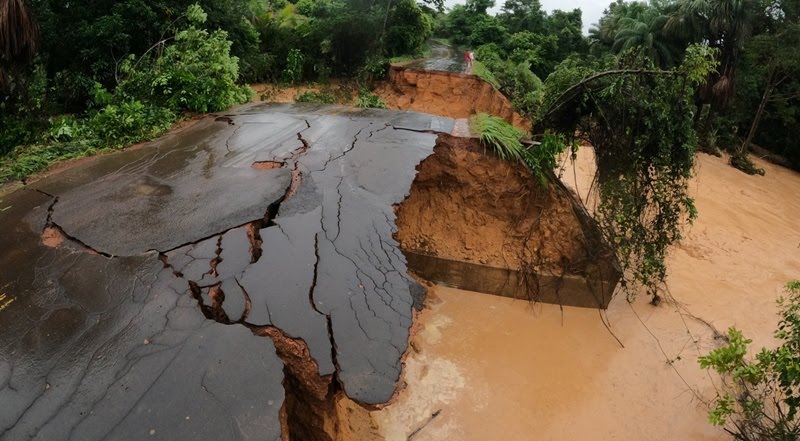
[375,66,531,130]
[251,81,357,105]
[395,135,591,275]
[286,167,303,199]
[41,226,66,248]
[252,325,382,441]
[245,222,264,262]
[254,326,340,441]
[252,160,285,170]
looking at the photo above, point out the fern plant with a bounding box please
[471,113,567,185]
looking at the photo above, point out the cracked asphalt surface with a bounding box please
[405,41,467,73]
[0,103,453,440]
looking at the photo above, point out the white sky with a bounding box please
[442,0,608,34]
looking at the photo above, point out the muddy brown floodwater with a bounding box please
[368,149,800,440]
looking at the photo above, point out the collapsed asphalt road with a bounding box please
[405,41,467,73]
[0,104,453,440]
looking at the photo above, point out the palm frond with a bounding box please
[470,113,526,162]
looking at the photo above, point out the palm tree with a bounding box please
[590,0,678,67]
[0,0,39,90]
[665,0,752,107]
[612,9,679,68]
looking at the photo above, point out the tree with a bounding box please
[470,15,506,46]
[611,6,682,68]
[665,0,754,108]
[546,9,588,60]
[465,0,494,15]
[385,0,433,56]
[540,45,718,302]
[734,23,800,167]
[0,0,39,90]
[499,0,546,34]
[589,0,644,48]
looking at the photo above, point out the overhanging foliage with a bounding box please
[539,45,718,301]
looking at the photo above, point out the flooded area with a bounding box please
[376,150,800,440]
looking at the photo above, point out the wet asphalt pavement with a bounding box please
[0,104,453,440]
[405,42,468,73]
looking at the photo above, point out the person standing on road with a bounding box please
[464,50,471,68]
[469,50,475,66]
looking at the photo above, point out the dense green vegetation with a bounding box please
[0,3,251,181]
[471,112,567,185]
[436,0,585,117]
[700,280,800,440]
[0,0,433,181]
[435,0,799,172]
[433,0,797,302]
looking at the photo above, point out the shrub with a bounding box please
[283,49,305,84]
[0,4,251,183]
[471,113,567,186]
[700,281,800,440]
[117,4,253,113]
[472,61,501,89]
[295,90,337,104]
[360,55,389,85]
[87,99,175,147]
[355,89,386,109]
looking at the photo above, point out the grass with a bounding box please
[0,111,176,183]
[472,61,501,89]
[389,41,433,64]
[389,54,418,64]
[355,89,387,109]
[0,141,102,182]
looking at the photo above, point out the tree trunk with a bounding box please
[740,72,775,155]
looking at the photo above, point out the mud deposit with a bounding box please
[379,151,800,440]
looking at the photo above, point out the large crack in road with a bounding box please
[0,104,454,441]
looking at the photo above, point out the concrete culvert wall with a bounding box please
[395,135,620,308]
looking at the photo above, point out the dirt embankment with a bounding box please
[376,66,531,130]
[394,135,619,308]
[396,136,586,272]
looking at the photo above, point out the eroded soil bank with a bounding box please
[396,135,587,271]
[373,151,800,440]
[395,135,619,307]
[375,66,531,130]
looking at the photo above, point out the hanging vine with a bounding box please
[538,45,718,302]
